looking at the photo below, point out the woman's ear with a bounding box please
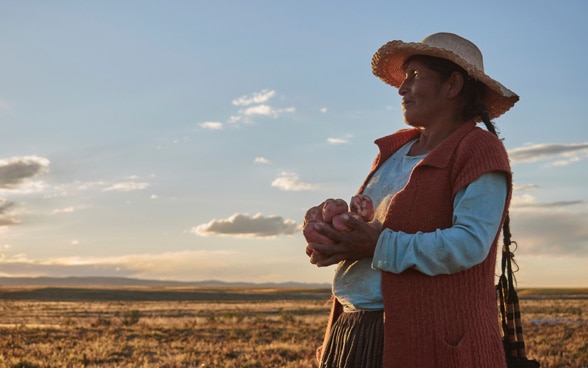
[446,71,465,99]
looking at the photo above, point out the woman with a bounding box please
[307,32,519,368]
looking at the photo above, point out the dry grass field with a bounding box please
[0,286,586,367]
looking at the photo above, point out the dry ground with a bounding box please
[0,287,586,367]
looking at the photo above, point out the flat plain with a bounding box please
[0,286,586,367]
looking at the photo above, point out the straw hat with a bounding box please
[372,32,519,119]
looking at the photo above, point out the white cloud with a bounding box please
[320,107,328,113]
[103,182,150,192]
[232,89,276,106]
[327,134,352,145]
[242,104,276,117]
[548,156,581,167]
[225,90,296,124]
[191,212,299,238]
[227,115,242,124]
[254,157,270,164]
[240,105,295,118]
[199,121,223,130]
[327,137,349,144]
[271,171,315,191]
[510,194,537,207]
[41,180,106,199]
[52,207,75,215]
[509,142,588,164]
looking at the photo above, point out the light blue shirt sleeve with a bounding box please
[372,171,508,276]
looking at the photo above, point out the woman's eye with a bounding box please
[405,70,418,79]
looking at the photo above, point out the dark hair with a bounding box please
[403,55,497,135]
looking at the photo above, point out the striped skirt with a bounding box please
[319,310,384,368]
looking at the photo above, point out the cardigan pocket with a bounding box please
[435,332,474,368]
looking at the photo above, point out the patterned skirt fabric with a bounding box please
[319,310,384,368]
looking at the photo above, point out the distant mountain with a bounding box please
[0,276,330,288]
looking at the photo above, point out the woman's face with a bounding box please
[398,59,448,127]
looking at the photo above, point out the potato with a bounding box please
[302,195,375,263]
[331,212,363,232]
[350,194,375,222]
[303,204,324,226]
[302,221,334,244]
[322,198,349,223]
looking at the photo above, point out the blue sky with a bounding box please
[1,1,587,287]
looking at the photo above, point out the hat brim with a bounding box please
[372,40,519,120]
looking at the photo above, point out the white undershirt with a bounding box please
[332,140,507,312]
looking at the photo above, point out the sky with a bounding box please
[1,1,587,288]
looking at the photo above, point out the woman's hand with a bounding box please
[306,244,330,265]
[309,214,381,267]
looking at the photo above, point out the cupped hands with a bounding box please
[308,214,380,267]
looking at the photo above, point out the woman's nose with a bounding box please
[398,80,407,96]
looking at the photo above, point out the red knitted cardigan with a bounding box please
[354,122,512,368]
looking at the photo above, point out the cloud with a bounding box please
[513,184,539,192]
[509,142,588,165]
[512,199,584,209]
[549,156,581,167]
[191,212,299,238]
[232,89,276,106]
[240,105,295,118]
[0,198,19,226]
[37,180,105,199]
[199,89,296,128]
[0,156,50,226]
[0,198,15,213]
[509,198,588,256]
[241,104,276,117]
[32,178,151,199]
[227,115,243,124]
[51,207,76,215]
[254,157,270,164]
[0,155,50,190]
[271,171,315,191]
[103,182,150,192]
[231,89,295,123]
[320,107,328,113]
[199,121,223,130]
[327,134,352,145]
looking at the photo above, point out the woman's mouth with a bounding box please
[402,99,414,109]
